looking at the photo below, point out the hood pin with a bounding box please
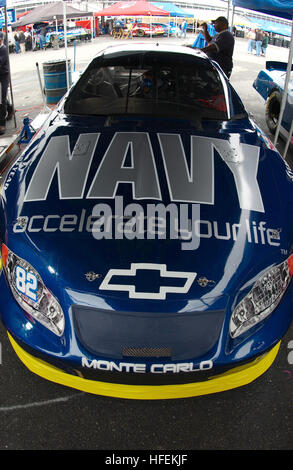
[197,277,215,287]
[85,272,102,282]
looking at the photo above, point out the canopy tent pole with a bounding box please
[274,20,293,149]
[3,4,16,128]
[62,0,69,91]
[231,5,235,29]
[227,0,231,24]
[150,13,152,38]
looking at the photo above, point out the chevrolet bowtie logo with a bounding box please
[99,263,197,300]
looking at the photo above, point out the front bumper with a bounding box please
[8,332,281,400]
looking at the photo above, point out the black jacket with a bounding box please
[0,44,9,77]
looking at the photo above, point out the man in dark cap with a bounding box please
[196,16,235,78]
[0,31,9,135]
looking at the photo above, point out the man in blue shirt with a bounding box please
[114,18,125,33]
[181,20,188,39]
[196,16,235,78]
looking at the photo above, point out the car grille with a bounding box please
[72,306,225,361]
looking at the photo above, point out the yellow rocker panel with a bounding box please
[8,332,281,400]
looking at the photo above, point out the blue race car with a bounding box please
[0,44,293,400]
[253,61,293,143]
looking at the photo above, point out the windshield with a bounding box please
[64,51,229,120]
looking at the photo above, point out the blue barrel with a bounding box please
[43,59,72,105]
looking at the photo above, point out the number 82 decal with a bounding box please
[15,266,38,302]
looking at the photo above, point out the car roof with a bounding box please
[94,43,208,61]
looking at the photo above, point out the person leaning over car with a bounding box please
[0,31,9,135]
[194,16,235,79]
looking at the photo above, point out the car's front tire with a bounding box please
[265,90,281,133]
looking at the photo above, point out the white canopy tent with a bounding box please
[232,0,293,157]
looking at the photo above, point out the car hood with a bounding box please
[2,115,292,312]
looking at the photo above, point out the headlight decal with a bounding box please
[15,265,38,301]
[230,254,293,338]
[1,244,65,336]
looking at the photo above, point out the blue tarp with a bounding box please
[232,0,293,20]
[192,24,216,48]
[152,2,193,17]
[0,0,6,7]
[247,16,291,36]
[192,33,206,48]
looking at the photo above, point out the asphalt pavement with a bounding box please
[0,34,293,452]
